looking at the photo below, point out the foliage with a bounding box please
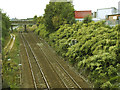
[2,32,20,88]
[1,11,11,47]
[44,2,75,32]
[41,21,119,88]
[33,15,37,24]
[34,23,49,38]
[36,16,45,26]
[33,15,45,27]
[29,25,37,32]
[1,9,20,88]
[83,15,92,24]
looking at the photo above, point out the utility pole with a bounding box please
[11,25,13,32]
[24,25,27,32]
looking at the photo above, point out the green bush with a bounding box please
[35,24,49,38]
[35,20,120,88]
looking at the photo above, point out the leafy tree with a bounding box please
[47,21,120,88]
[33,15,37,24]
[36,16,45,26]
[44,2,75,32]
[83,15,92,24]
[2,11,11,47]
[33,16,120,88]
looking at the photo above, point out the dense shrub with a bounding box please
[34,21,120,88]
[1,11,11,47]
[35,24,49,38]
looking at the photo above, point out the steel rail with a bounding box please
[40,36,91,89]
[20,33,37,90]
[30,33,69,89]
[44,43,82,89]
[30,32,82,89]
[31,33,82,89]
[22,33,50,89]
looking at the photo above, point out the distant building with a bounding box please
[97,7,117,20]
[118,1,120,14]
[75,10,92,18]
[74,10,92,21]
[92,12,97,18]
[106,14,120,26]
[107,14,120,21]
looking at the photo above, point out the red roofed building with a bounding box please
[74,10,92,19]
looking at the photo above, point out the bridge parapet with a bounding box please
[10,18,35,31]
[10,18,35,25]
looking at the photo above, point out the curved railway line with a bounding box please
[20,31,91,89]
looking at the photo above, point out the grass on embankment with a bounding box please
[2,31,20,88]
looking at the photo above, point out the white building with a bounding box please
[118,1,120,14]
[97,7,117,20]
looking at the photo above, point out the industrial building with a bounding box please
[74,1,120,26]
[96,7,117,20]
[118,1,120,14]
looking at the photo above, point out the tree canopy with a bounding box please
[44,2,75,32]
[83,15,92,24]
[1,10,11,47]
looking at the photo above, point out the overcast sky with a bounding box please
[0,0,120,19]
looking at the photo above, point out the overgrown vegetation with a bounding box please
[33,20,120,88]
[83,15,92,24]
[31,1,120,88]
[2,32,20,88]
[44,2,75,32]
[1,9,20,88]
[34,24,49,38]
[1,10,11,47]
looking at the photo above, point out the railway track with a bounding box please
[20,31,91,89]
[23,33,68,89]
[20,32,50,89]
[24,32,84,89]
[36,36,92,89]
